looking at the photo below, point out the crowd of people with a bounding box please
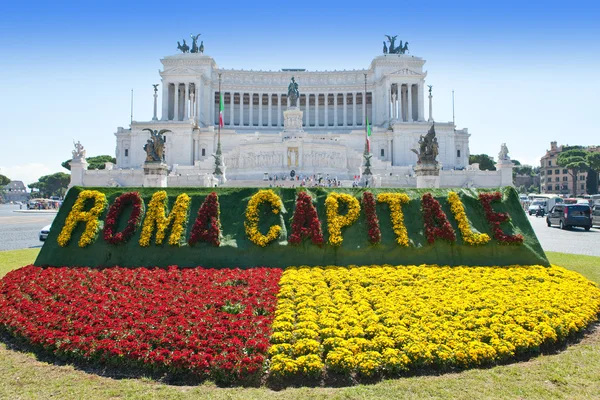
[267,174,345,188]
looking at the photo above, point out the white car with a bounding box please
[528,200,546,215]
[39,224,51,241]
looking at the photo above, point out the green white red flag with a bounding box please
[219,93,224,128]
[366,116,372,153]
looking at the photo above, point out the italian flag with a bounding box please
[219,93,224,128]
[366,116,372,153]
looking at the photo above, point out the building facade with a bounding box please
[540,141,599,195]
[1,181,29,203]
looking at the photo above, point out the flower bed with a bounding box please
[0,265,281,384]
[268,264,600,379]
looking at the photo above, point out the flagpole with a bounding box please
[363,73,368,154]
[218,73,222,146]
[362,73,372,181]
[214,73,224,178]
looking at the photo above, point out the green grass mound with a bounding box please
[35,186,547,268]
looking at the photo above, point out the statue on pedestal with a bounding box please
[411,124,439,165]
[384,35,409,54]
[72,140,86,159]
[287,77,299,107]
[190,33,201,53]
[177,40,190,53]
[498,143,510,162]
[142,129,170,162]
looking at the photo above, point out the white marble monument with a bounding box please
[68,40,514,188]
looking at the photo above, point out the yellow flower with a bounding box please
[244,189,283,247]
[325,192,360,246]
[447,191,491,246]
[267,263,600,377]
[377,192,410,246]
[139,191,191,247]
[57,190,107,248]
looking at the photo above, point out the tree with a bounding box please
[527,184,540,194]
[557,149,589,196]
[586,168,598,195]
[0,174,10,186]
[588,152,600,174]
[0,174,9,203]
[28,172,71,198]
[587,152,600,195]
[62,155,116,171]
[469,154,496,171]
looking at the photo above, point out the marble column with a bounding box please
[305,94,310,127]
[196,80,201,125]
[277,94,282,127]
[383,84,390,124]
[229,92,234,126]
[407,84,413,122]
[189,90,195,120]
[240,92,245,126]
[388,139,393,163]
[352,92,357,126]
[428,89,434,122]
[324,94,329,127]
[259,93,263,126]
[183,83,189,120]
[249,92,254,127]
[315,94,320,127]
[333,93,338,127]
[342,93,346,126]
[161,82,168,120]
[173,83,179,121]
[268,93,272,127]
[196,78,204,125]
[417,83,424,122]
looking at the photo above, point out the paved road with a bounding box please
[526,212,600,257]
[0,205,57,252]
[0,204,599,257]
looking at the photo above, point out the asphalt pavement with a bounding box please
[0,205,57,251]
[0,203,599,257]
[526,212,600,257]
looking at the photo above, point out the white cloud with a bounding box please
[0,163,67,186]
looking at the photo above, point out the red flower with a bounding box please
[0,265,281,384]
[479,192,524,245]
[422,193,456,244]
[288,191,324,246]
[362,191,381,244]
[188,192,221,247]
[103,192,145,245]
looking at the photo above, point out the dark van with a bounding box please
[546,204,592,230]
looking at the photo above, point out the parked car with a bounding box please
[39,224,51,241]
[593,205,600,228]
[546,204,592,230]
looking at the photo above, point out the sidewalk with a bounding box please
[13,210,59,214]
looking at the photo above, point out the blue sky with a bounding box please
[0,0,599,184]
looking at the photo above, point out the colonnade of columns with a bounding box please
[216,91,371,128]
[162,82,203,122]
[389,83,424,122]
